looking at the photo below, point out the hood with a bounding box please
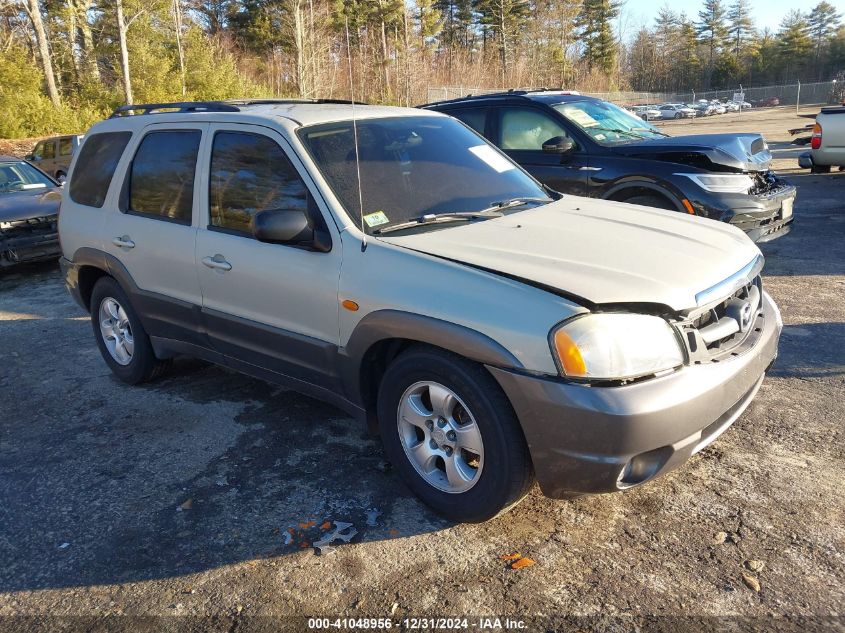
[0,188,62,223]
[379,198,761,312]
[614,133,771,172]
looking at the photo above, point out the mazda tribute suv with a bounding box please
[59,100,782,522]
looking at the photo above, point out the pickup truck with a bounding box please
[803,106,845,173]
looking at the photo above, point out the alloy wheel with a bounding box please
[98,297,134,365]
[396,381,484,494]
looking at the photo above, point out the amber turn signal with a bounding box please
[552,328,587,376]
[341,299,359,311]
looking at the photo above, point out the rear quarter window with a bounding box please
[69,132,132,208]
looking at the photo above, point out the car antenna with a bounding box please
[345,15,367,253]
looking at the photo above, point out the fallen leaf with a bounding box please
[178,499,193,511]
[742,572,761,592]
[500,553,522,561]
[320,521,332,530]
[299,521,316,529]
[510,557,536,570]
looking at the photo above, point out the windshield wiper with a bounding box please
[374,197,551,235]
[590,126,653,140]
[374,211,502,235]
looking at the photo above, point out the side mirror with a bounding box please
[251,208,331,252]
[542,136,575,154]
[24,154,34,161]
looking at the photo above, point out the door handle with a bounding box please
[202,255,232,272]
[112,235,135,249]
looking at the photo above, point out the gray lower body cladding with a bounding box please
[489,291,781,498]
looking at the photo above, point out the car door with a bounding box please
[493,106,589,196]
[195,123,343,390]
[103,123,206,346]
[41,139,57,176]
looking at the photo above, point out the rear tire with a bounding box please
[90,277,171,384]
[622,194,677,211]
[377,346,534,523]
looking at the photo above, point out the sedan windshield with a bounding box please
[299,116,550,234]
[0,161,54,193]
[553,100,665,145]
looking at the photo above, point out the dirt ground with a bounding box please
[0,108,843,632]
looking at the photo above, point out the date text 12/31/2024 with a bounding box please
[307,617,527,630]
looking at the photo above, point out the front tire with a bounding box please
[90,277,171,384]
[377,347,533,523]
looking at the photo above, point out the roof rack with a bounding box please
[110,101,240,117]
[419,88,583,108]
[110,98,367,118]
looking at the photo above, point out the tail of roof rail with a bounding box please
[110,98,368,118]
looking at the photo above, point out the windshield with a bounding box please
[0,161,54,193]
[299,116,549,234]
[553,100,665,145]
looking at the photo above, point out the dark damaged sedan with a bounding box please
[0,156,62,267]
[423,90,796,243]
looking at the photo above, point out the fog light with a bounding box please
[617,446,673,488]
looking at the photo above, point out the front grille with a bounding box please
[680,275,765,363]
[0,215,58,239]
[748,170,790,198]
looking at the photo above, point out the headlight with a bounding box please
[550,313,684,381]
[676,173,754,194]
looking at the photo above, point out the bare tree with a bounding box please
[173,0,186,95]
[20,0,61,106]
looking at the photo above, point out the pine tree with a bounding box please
[726,0,753,59]
[696,0,729,83]
[577,0,621,76]
[474,0,530,80]
[807,1,842,72]
[777,10,812,80]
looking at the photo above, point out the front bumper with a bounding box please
[489,291,782,498]
[696,182,796,243]
[0,226,60,267]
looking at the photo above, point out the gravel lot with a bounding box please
[0,108,843,631]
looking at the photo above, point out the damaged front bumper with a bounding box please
[488,291,782,499]
[0,215,61,266]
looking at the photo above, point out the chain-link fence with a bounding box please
[425,81,841,109]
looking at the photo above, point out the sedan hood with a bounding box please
[614,133,772,172]
[379,198,761,312]
[0,188,62,223]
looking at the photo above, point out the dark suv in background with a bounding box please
[423,90,795,243]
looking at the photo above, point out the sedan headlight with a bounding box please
[676,173,754,194]
[550,313,684,381]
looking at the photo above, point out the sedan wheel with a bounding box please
[99,296,134,365]
[397,381,484,494]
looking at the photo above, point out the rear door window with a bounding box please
[42,141,56,159]
[127,130,201,224]
[449,108,488,138]
[69,131,132,208]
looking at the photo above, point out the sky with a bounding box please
[620,0,845,35]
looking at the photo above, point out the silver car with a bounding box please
[58,100,782,522]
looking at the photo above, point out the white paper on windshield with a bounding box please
[565,108,599,128]
[469,145,515,173]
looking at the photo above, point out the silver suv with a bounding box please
[59,100,782,522]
